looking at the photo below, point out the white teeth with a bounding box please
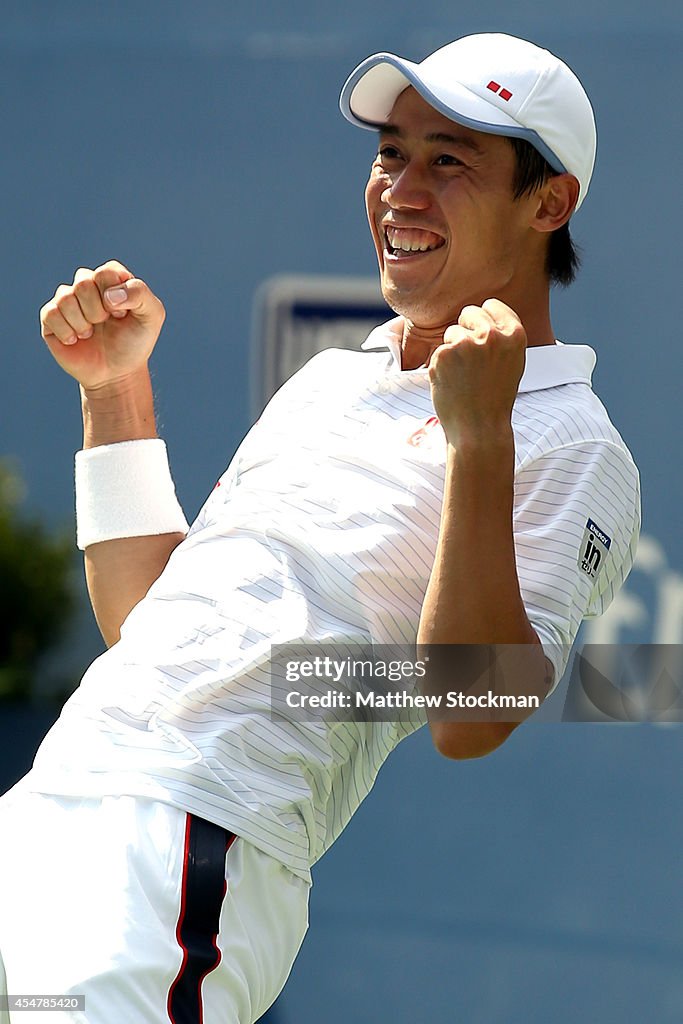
[385,228,441,254]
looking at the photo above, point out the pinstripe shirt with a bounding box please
[24,320,640,881]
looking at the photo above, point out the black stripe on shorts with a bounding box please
[167,814,237,1024]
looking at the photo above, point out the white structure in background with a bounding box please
[583,534,683,644]
[252,275,681,646]
[250,275,390,419]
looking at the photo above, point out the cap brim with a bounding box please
[339,52,568,178]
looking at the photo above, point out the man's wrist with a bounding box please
[445,421,515,463]
[81,367,157,448]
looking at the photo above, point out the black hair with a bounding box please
[506,137,581,287]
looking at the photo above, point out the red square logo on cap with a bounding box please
[487,80,513,102]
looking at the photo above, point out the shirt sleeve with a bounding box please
[512,440,641,692]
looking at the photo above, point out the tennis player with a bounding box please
[0,32,640,1024]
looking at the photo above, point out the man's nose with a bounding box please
[381,161,431,210]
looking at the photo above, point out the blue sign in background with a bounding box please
[1,4,682,1022]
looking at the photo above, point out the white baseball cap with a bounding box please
[339,32,596,209]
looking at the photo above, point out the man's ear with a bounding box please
[531,173,580,234]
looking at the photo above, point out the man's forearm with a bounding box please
[418,427,537,645]
[80,368,185,647]
[417,426,547,757]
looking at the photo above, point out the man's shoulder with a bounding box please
[274,346,388,400]
[514,377,636,468]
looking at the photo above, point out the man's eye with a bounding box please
[377,146,402,161]
[435,154,462,166]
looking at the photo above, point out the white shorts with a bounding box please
[0,788,310,1023]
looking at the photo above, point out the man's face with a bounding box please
[365,87,537,328]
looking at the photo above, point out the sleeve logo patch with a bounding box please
[579,518,612,580]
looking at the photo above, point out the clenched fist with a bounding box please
[428,298,527,445]
[39,260,165,391]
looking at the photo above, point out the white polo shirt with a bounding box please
[21,321,640,881]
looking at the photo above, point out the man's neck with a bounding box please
[399,293,556,370]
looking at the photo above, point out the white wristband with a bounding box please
[75,439,190,550]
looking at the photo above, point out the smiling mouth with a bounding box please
[384,226,445,258]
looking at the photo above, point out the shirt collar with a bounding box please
[360,318,596,393]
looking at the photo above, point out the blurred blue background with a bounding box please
[1,2,682,1022]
